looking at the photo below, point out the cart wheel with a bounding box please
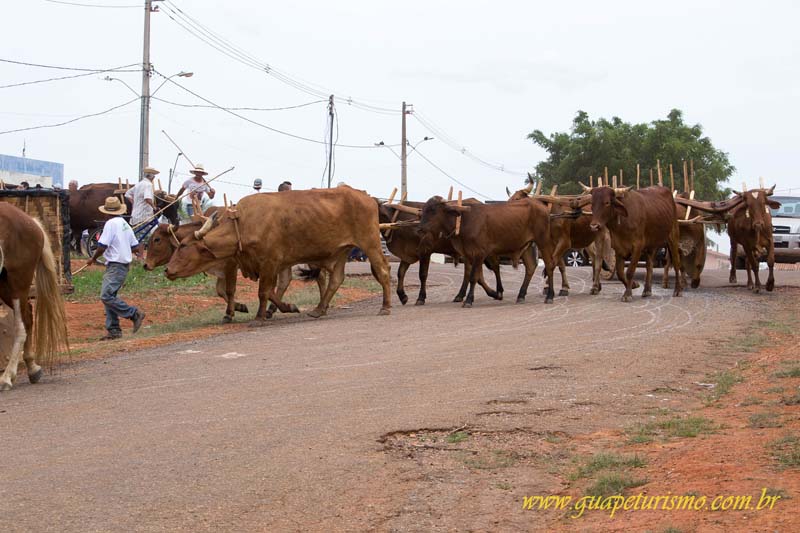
[87,228,103,257]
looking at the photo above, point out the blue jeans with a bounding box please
[101,262,137,335]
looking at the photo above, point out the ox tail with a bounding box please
[32,219,70,371]
[0,239,4,275]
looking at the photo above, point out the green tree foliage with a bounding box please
[527,109,734,200]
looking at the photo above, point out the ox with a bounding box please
[728,186,780,293]
[165,186,391,323]
[379,199,506,305]
[417,195,556,306]
[0,203,69,390]
[69,182,180,250]
[662,197,707,289]
[584,186,682,301]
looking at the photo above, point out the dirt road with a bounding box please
[2,263,798,531]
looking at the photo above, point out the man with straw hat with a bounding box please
[177,163,216,216]
[125,167,159,241]
[86,196,146,340]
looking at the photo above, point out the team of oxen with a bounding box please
[0,175,781,390]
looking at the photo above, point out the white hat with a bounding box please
[190,164,208,176]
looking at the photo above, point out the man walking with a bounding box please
[125,167,159,242]
[86,196,146,340]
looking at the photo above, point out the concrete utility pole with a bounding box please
[400,101,412,198]
[327,94,334,188]
[138,0,154,181]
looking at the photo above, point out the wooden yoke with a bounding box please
[454,190,463,235]
[385,191,408,242]
[223,193,243,252]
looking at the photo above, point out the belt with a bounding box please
[107,261,130,266]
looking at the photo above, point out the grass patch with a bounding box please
[586,472,648,497]
[774,366,800,379]
[627,416,719,443]
[446,431,469,444]
[704,370,743,403]
[748,412,783,429]
[781,391,800,406]
[281,277,382,308]
[768,434,800,469]
[570,453,646,480]
[764,386,785,395]
[740,396,763,406]
[661,528,685,533]
[496,481,513,491]
[756,318,797,334]
[728,332,767,353]
[69,263,210,302]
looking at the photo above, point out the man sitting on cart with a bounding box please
[125,167,160,242]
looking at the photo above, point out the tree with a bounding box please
[526,109,735,200]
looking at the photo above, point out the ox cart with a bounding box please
[0,187,72,293]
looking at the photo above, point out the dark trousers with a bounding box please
[101,262,137,335]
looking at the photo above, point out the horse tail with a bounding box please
[32,219,70,370]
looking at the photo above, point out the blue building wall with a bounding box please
[0,154,64,187]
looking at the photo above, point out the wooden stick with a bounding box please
[534,180,543,196]
[547,185,557,213]
[742,181,747,194]
[657,160,663,186]
[685,190,695,220]
[589,175,594,188]
[118,177,122,190]
[669,163,674,191]
[157,178,163,192]
[649,168,654,187]
[612,175,618,188]
[759,176,765,189]
[636,164,640,189]
[682,160,689,193]
[387,188,397,204]
[126,179,130,190]
[455,191,463,235]
[223,193,229,208]
[619,169,623,186]
[604,167,609,185]
[690,159,695,191]
[447,186,453,201]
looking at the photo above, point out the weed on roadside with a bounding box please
[749,412,783,429]
[627,416,719,443]
[704,370,743,404]
[447,431,469,444]
[586,472,648,497]
[774,366,800,379]
[740,396,763,406]
[768,434,800,469]
[570,453,646,480]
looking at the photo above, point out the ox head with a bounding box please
[164,212,226,280]
[144,223,182,271]
[155,191,181,226]
[589,186,630,232]
[507,181,534,201]
[417,196,470,248]
[732,185,780,233]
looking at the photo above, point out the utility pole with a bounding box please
[400,101,412,198]
[138,0,154,181]
[327,94,334,188]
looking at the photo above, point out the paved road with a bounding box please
[1,264,797,531]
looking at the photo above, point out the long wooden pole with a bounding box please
[657,160,663,186]
[690,159,695,191]
[649,168,654,187]
[682,160,689,193]
[636,164,640,189]
[619,169,624,186]
[669,163,674,191]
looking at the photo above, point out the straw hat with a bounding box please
[142,167,160,176]
[190,164,208,176]
[98,196,127,216]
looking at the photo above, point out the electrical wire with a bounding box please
[0,57,140,72]
[0,97,138,135]
[412,146,492,200]
[0,62,140,89]
[151,96,327,112]
[42,0,141,7]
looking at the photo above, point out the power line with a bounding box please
[0,62,140,89]
[153,69,390,149]
[0,57,140,72]
[42,0,142,7]
[152,95,327,112]
[413,146,491,200]
[0,97,138,135]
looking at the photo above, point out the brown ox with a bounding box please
[418,196,556,306]
[145,220,328,322]
[586,186,682,301]
[662,197,707,289]
[69,183,180,250]
[728,187,780,292]
[165,186,391,323]
[0,203,69,390]
[378,199,506,305]
[509,185,608,296]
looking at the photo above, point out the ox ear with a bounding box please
[612,197,628,217]
[767,199,781,210]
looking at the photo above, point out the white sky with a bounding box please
[2,0,799,203]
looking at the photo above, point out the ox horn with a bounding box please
[614,186,632,196]
[767,184,775,196]
[522,181,534,194]
[579,181,592,192]
[193,211,218,240]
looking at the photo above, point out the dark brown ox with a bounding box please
[165,186,391,323]
[509,185,608,296]
[0,203,69,390]
[662,197,707,289]
[68,183,180,249]
[378,199,505,305]
[145,220,328,322]
[728,187,780,292]
[418,196,556,306]
[586,186,682,301]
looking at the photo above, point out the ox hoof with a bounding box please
[0,381,12,392]
[414,299,425,306]
[691,279,701,289]
[234,303,249,313]
[541,287,548,296]
[590,287,600,295]
[545,297,554,304]
[486,290,500,300]
[673,290,683,297]
[264,311,274,320]
[497,292,503,301]
[222,315,233,324]
[28,368,44,384]
[621,295,632,303]
[729,275,737,284]
[248,318,270,328]
[516,297,526,304]
[662,282,670,289]
[452,295,464,303]
[462,302,473,308]
[398,293,409,305]
[753,287,761,294]
[287,304,300,314]
[642,290,652,298]
[378,308,391,316]
[307,308,326,318]
[558,289,569,297]
[632,281,641,289]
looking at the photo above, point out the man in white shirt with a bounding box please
[177,164,216,216]
[125,167,159,241]
[86,196,146,340]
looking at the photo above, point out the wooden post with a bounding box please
[454,190,463,235]
[118,177,122,190]
[447,186,453,201]
[742,181,747,193]
[387,188,397,204]
[604,167,609,185]
[657,160,663,186]
[682,160,689,193]
[157,178,163,192]
[547,185,557,213]
[223,193,229,208]
[759,176,765,190]
[649,168,654,187]
[612,175,618,188]
[589,175,594,188]
[636,164,640,189]
[534,180,543,196]
[126,179,130,190]
[690,159,695,192]
[685,190,695,220]
[619,169,624,186]
[669,163,674,191]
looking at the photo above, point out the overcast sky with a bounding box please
[2,0,798,203]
